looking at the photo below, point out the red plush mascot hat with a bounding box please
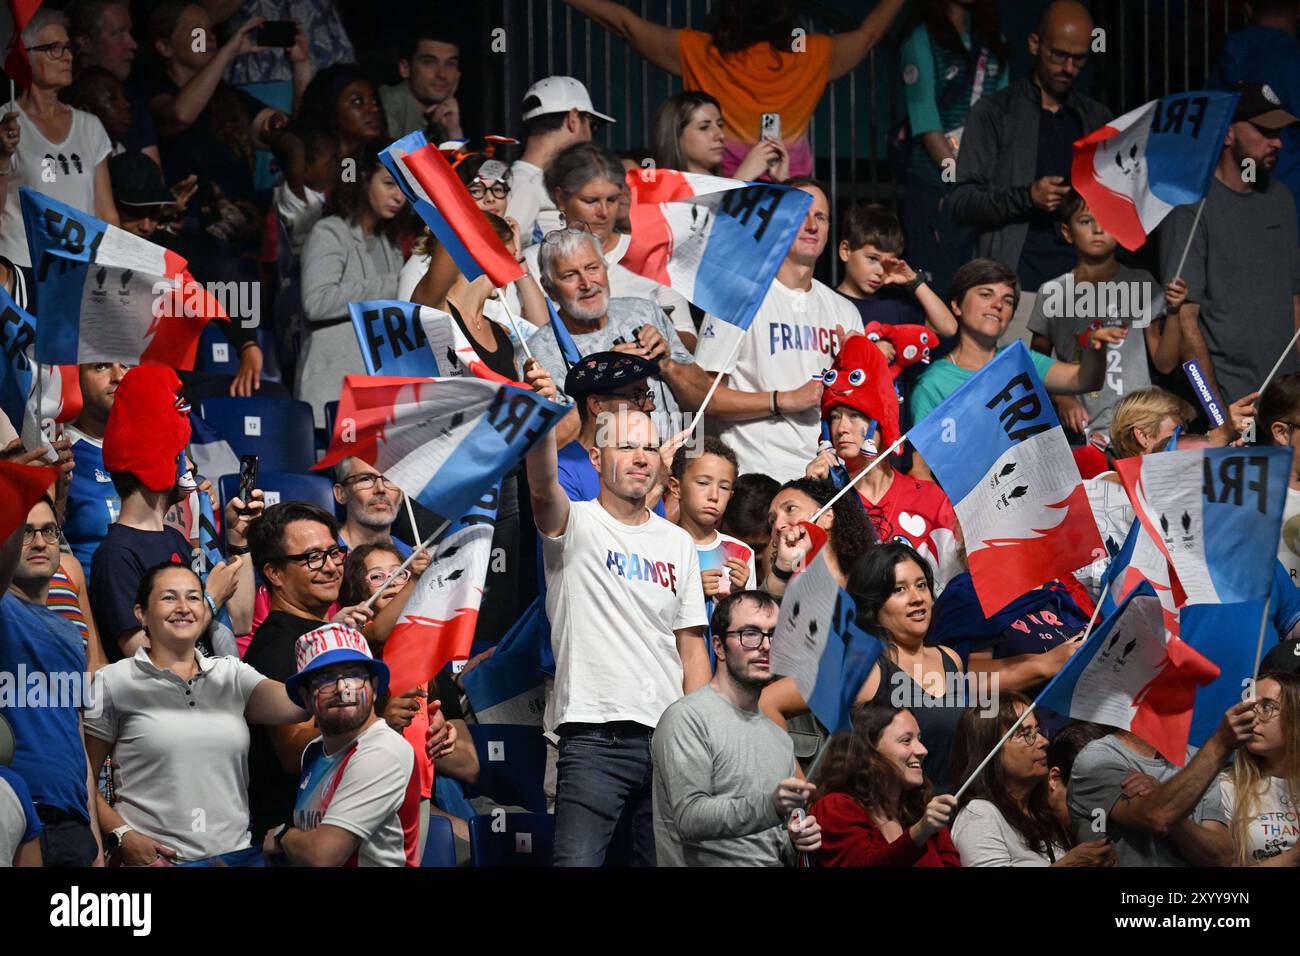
[103,366,192,492]
[819,335,901,451]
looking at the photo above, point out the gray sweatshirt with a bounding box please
[652,684,797,867]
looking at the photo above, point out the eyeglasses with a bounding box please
[1254,698,1282,723]
[341,473,395,492]
[28,41,79,59]
[581,112,607,134]
[468,181,510,200]
[306,667,373,695]
[1043,47,1088,68]
[726,627,776,649]
[366,567,410,589]
[541,222,594,245]
[1011,725,1049,746]
[276,546,347,570]
[22,524,60,545]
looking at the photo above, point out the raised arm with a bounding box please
[562,0,682,75]
[245,678,312,725]
[828,0,908,80]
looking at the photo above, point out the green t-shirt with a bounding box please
[911,345,1057,425]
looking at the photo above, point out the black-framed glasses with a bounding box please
[1043,47,1088,68]
[1011,724,1049,746]
[340,473,395,492]
[468,181,510,200]
[21,524,60,545]
[726,627,776,649]
[28,41,79,58]
[275,546,347,570]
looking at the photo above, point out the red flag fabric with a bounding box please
[0,457,59,541]
[1,0,43,89]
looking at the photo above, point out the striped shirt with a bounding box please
[48,563,90,645]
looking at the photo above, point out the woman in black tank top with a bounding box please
[851,543,970,794]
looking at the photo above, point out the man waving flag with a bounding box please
[621,169,813,371]
[908,342,1104,616]
[20,188,224,368]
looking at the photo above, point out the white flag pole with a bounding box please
[362,517,452,611]
[494,286,536,365]
[1172,197,1207,281]
[810,432,910,523]
[1250,594,1274,689]
[952,578,1112,801]
[1256,325,1300,403]
[689,333,747,437]
[403,493,420,543]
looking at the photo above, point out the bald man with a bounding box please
[950,0,1112,295]
[527,402,709,866]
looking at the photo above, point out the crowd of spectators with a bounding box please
[0,0,1298,870]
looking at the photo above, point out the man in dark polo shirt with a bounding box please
[243,502,374,841]
[950,0,1112,293]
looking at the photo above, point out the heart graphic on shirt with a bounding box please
[897,512,927,539]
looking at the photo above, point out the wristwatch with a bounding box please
[105,824,133,851]
[905,273,925,294]
[274,822,292,854]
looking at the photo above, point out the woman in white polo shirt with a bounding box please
[85,563,310,866]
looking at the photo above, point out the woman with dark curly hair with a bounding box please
[297,143,408,425]
[949,693,1117,866]
[809,703,960,867]
[295,64,386,158]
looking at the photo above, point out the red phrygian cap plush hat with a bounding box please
[819,334,902,452]
[103,366,192,492]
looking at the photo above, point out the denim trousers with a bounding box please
[553,722,656,867]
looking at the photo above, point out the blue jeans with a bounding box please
[553,722,656,867]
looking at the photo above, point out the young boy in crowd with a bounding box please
[1028,189,1187,447]
[669,438,757,666]
[835,203,958,338]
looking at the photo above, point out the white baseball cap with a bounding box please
[521,76,616,125]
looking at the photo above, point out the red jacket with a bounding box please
[811,792,961,867]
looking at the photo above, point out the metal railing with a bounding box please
[474,0,1255,282]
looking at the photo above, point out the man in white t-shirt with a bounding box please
[265,623,420,867]
[506,76,614,245]
[527,400,710,867]
[1260,374,1300,585]
[696,178,862,481]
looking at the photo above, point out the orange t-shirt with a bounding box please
[677,29,833,176]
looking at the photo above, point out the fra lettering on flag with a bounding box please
[1115,446,1290,606]
[315,375,565,525]
[1071,92,1238,250]
[348,300,521,384]
[379,131,523,288]
[462,594,548,726]
[382,486,499,697]
[770,523,882,733]
[0,284,81,450]
[1037,582,1219,765]
[908,342,1104,617]
[20,188,224,368]
[621,170,813,372]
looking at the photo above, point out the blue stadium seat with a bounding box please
[218,471,335,521]
[194,324,242,376]
[469,812,553,867]
[464,724,548,815]
[421,813,457,868]
[199,396,317,474]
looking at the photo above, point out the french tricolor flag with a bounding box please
[1115,446,1290,607]
[348,300,521,385]
[1037,581,1219,766]
[20,188,224,369]
[379,131,524,288]
[771,523,882,733]
[1071,92,1238,251]
[316,375,565,526]
[622,169,812,371]
[909,343,1104,617]
[0,283,80,452]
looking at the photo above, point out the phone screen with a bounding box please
[237,455,258,505]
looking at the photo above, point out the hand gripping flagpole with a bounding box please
[951,578,1112,801]
[361,517,453,611]
[809,432,910,523]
